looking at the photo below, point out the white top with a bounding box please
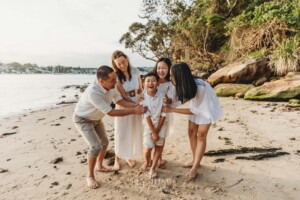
[188,78,223,124]
[74,80,122,120]
[141,90,166,125]
[121,67,140,94]
[158,81,180,108]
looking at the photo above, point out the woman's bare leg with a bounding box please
[186,124,211,179]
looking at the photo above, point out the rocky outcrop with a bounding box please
[244,72,300,100]
[208,58,272,86]
[214,84,254,97]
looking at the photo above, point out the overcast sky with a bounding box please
[0,0,155,67]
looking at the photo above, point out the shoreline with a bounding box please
[0,98,299,199]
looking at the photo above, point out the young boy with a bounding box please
[140,72,167,178]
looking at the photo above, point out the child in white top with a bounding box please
[140,72,167,178]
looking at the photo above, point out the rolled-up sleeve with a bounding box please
[89,92,112,114]
[113,88,123,104]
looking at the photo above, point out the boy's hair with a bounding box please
[96,65,114,80]
[143,72,158,81]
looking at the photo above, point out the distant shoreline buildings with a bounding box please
[0,62,153,75]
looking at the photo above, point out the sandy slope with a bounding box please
[0,98,299,200]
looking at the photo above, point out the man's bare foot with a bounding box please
[86,176,99,189]
[181,160,194,168]
[126,160,136,167]
[96,166,114,172]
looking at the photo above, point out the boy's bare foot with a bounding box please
[181,160,194,168]
[158,159,166,168]
[139,161,148,173]
[96,166,114,172]
[86,177,99,189]
[126,160,136,167]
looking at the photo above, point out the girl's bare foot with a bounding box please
[96,166,114,172]
[149,169,158,179]
[114,157,121,170]
[185,170,198,181]
[126,159,136,167]
[86,176,99,189]
[181,160,194,168]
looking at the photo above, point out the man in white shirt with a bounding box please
[73,65,147,189]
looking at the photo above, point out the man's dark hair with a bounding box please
[96,65,114,80]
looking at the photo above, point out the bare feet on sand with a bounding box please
[126,160,136,167]
[114,158,121,170]
[181,160,194,168]
[158,159,166,168]
[139,162,148,174]
[149,170,158,179]
[86,177,99,189]
[185,170,198,181]
[96,166,114,172]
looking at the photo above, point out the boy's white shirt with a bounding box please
[141,89,166,126]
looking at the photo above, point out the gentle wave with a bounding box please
[0,74,95,116]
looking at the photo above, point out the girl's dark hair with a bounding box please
[111,50,132,83]
[152,57,172,81]
[171,62,197,103]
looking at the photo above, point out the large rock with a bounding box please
[244,72,300,100]
[214,84,254,97]
[208,58,271,86]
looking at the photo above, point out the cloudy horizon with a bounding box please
[0,0,155,68]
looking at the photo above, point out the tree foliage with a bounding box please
[120,0,300,74]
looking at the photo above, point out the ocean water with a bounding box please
[0,74,96,117]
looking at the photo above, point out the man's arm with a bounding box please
[107,105,146,117]
[116,99,138,108]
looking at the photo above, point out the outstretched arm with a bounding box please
[163,107,193,115]
[116,99,138,108]
[107,105,146,117]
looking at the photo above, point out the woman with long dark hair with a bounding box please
[163,62,223,180]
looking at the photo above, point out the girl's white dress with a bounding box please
[188,78,223,124]
[114,67,143,159]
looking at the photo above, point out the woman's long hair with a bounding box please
[111,50,132,83]
[152,57,172,81]
[171,62,197,103]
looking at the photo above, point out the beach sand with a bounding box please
[0,98,299,200]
